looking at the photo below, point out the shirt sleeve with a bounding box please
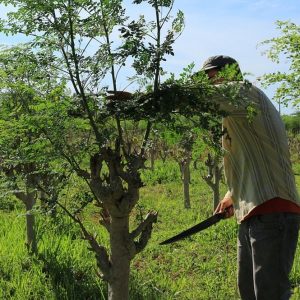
[208,81,258,115]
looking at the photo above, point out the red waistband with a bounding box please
[243,197,300,221]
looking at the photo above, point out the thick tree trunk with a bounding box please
[25,196,37,254]
[89,150,157,299]
[108,215,131,300]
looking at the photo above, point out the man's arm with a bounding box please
[209,81,256,114]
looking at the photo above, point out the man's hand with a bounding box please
[214,197,234,219]
[106,90,133,101]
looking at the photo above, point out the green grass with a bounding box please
[0,161,299,299]
[0,213,106,300]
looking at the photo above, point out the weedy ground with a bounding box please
[0,160,299,300]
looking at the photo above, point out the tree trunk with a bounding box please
[213,182,220,210]
[213,160,222,210]
[203,153,223,211]
[25,195,37,254]
[182,158,191,209]
[150,148,155,171]
[108,215,131,300]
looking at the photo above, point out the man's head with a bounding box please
[201,55,243,82]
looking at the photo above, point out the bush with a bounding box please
[0,195,23,212]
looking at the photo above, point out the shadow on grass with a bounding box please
[38,253,106,300]
[39,254,165,300]
[129,276,168,300]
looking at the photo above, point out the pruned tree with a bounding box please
[0,1,249,299]
[176,131,195,209]
[0,1,184,299]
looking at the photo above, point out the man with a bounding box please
[204,55,300,300]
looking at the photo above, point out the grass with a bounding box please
[0,159,299,299]
[0,213,106,300]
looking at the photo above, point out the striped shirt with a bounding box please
[215,82,300,223]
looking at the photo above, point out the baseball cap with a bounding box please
[201,55,239,71]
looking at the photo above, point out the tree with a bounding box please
[201,152,223,211]
[0,1,185,299]
[0,44,67,254]
[282,112,300,136]
[282,112,300,162]
[260,20,300,110]
[0,1,248,299]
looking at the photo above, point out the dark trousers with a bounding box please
[238,213,300,300]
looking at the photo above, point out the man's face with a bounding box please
[206,68,224,84]
[206,68,218,79]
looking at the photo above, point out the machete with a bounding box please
[159,209,229,245]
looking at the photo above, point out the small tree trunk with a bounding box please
[150,148,155,170]
[213,160,222,210]
[203,153,223,211]
[25,195,37,254]
[181,157,191,209]
[108,215,131,300]
[213,181,220,210]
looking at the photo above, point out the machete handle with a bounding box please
[218,205,234,219]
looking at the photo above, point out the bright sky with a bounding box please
[165,0,300,115]
[0,0,299,114]
[124,0,299,114]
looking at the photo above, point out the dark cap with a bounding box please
[201,55,239,71]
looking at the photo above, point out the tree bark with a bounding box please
[150,148,155,170]
[213,180,220,210]
[180,157,191,209]
[25,194,37,254]
[108,215,131,300]
[202,153,222,211]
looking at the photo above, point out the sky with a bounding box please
[167,0,300,115]
[125,0,300,115]
[0,0,299,114]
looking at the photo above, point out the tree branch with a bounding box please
[130,211,158,257]
[57,201,111,280]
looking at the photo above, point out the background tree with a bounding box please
[201,152,223,211]
[0,44,67,254]
[282,112,300,136]
[282,112,300,165]
[260,20,300,111]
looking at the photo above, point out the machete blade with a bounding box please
[159,211,226,245]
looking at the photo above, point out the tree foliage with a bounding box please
[260,20,300,109]
[282,112,300,135]
[0,1,252,298]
